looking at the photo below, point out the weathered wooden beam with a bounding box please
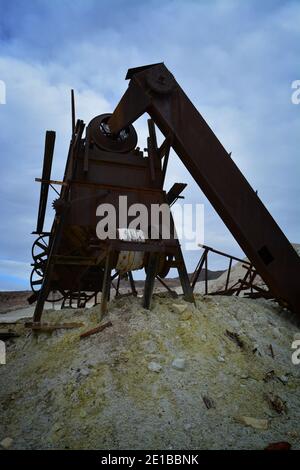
[25,322,84,331]
[0,331,19,340]
[35,178,66,186]
[80,321,112,339]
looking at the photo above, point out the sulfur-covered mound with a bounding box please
[0,294,300,449]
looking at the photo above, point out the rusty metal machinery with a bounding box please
[107,62,300,314]
[30,63,300,321]
[30,99,193,321]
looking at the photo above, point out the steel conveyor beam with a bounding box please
[108,63,300,314]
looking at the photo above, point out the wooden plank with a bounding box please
[0,331,19,340]
[80,321,112,339]
[35,178,66,186]
[25,322,84,331]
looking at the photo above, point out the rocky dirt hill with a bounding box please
[0,293,299,450]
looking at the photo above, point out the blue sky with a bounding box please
[0,0,299,290]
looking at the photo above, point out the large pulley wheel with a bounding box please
[30,268,65,303]
[88,113,138,153]
[31,235,49,276]
[30,234,64,303]
[30,266,44,294]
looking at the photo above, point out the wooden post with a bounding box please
[100,251,114,320]
[143,252,160,309]
[176,247,194,303]
[128,271,137,296]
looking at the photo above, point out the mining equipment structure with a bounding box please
[29,63,300,321]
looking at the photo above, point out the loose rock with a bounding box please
[172,358,186,370]
[172,303,187,314]
[235,416,269,430]
[0,437,13,449]
[148,362,162,373]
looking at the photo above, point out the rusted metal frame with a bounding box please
[128,271,138,296]
[225,257,233,291]
[49,183,60,197]
[63,264,96,307]
[73,119,85,147]
[62,139,75,183]
[110,271,119,282]
[231,277,259,297]
[249,270,257,294]
[125,63,164,80]
[31,230,51,236]
[143,252,160,309]
[147,120,159,182]
[71,89,76,138]
[77,292,85,309]
[35,178,66,186]
[80,154,148,170]
[85,291,100,303]
[111,271,120,293]
[204,250,208,295]
[209,288,238,296]
[235,265,253,296]
[36,130,56,234]
[96,250,108,265]
[211,273,261,297]
[33,201,70,322]
[62,290,89,309]
[191,247,209,289]
[61,291,73,309]
[84,124,90,173]
[147,135,156,182]
[145,117,164,186]
[107,79,151,135]
[245,290,275,300]
[175,246,195,303]
[32,123,86,319]
[156,275,177,298]
[33,256,55,321]
[69,119,85,178]
[216,278,241,294]
[166,183,187,206]
[100,250,114,319]
[158,133,172,159]
[246,282,271,295]
[199,244,251,266]
[70,179,165,194]
[247,269,258,294]
[161,138,171,187]
[115,273,121,297]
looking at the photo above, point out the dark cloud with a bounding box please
[0,0,299,288]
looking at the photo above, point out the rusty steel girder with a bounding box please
[108,63,300,314]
